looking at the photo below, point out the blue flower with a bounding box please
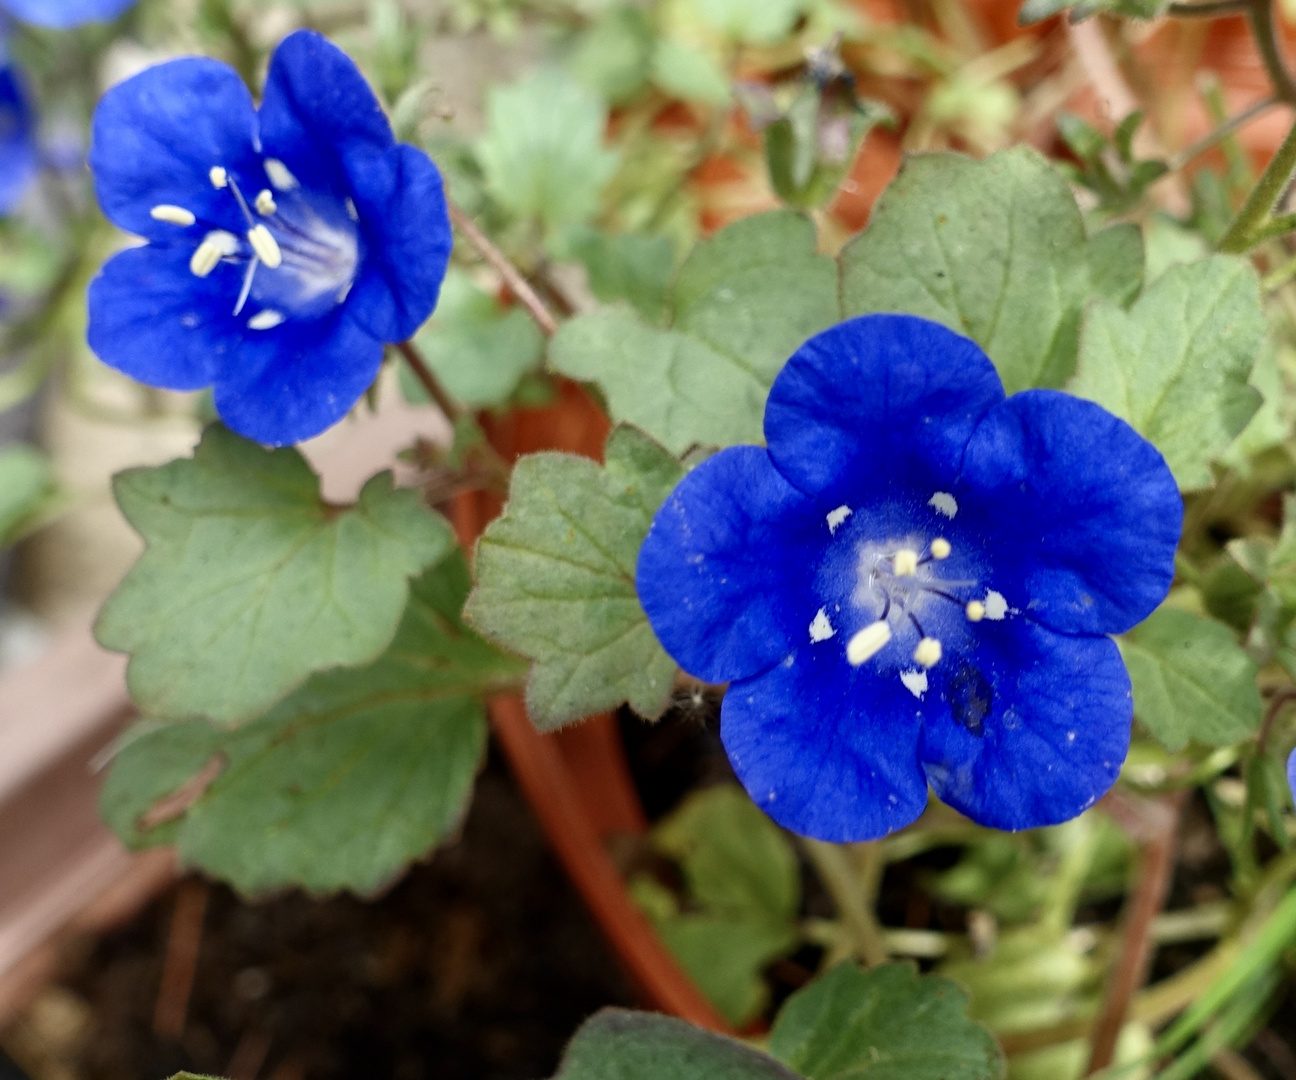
[1,0,136,29]
[637,315,1182,841]
[0,63,35,215]
[86,29,452,446]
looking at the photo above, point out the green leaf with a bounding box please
[567,227,676,322]
[1143,217,1211,283]
[769,962,1005,1080]
[568,5,656,105]
[1070,256,1266,490]
[694,0,806,44]
[464,425,683,729]
[477,68,619,231]
[650,39,732,104]
[102,554,522,895]
[1119,606,1263,752]
[1220,341,1288,470]
[0,445,54,547]
[552,1009,800,1080]
[96,425,453,725]
[840,147,1123,393]
[405,267,544,407]
[551,211,839,453]
[1087,223,1144,308]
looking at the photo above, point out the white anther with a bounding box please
[826,505,852,534]
[345,197,359,220]
[913,637,943,668]
[893,548,919,577]
[337,281,353,303]
[847,621,892,666]
[965,600,986,622]
[246,224,283,269]
[209,165,228,189]
[248,309,286,330]
[264,158,299,191]
[188,230,240,278]
[900,669,928,699]
[929,492,958,519]
[809,608,835,643]
[930,538,951,560]
[984,590,1008,621]
[255,189,277,216]
[150,204,196,227]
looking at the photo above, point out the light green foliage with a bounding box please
[101,554,521,895]
[692,0,807,43]
[477,68,619,232]
[634,785,802,1024]
[568,5,656,105]
[1221,341,1288,470]
[551,211,839,453]
[1071,256,1266,490]
[567,227,676,321]
[0,445,54,547]
[769,962,1005,1079]
[552,1009,801,1080]
[407,267,543,407]
[1086,224,1144,308]
[1018,0,1165,23]
[1120,606,1263,752]
[464,425,683,729]
[840,147,1131,393]
[766,90,891,211]
[96,426,453,726]
[650,38,731,104]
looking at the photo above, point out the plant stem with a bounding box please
[1219,116,1296,251]
[396,339,461,422]
[445,199,559,337]
[1168,96,1279,172]
[1248,0,1296,103]
[802,839,890,967]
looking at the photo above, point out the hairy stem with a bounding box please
[1218,117,1296,251]
[803,839,891,968]
[1248,0,1296,103]
[1168,96,1278,172]
[396,339,461,423]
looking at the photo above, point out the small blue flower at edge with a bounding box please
[2,0,136,29]
[86,29,452,446]
[637,314,1183,842]
[0,62,36,216]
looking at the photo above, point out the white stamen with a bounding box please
[233,255,260,316]
[900,669,928,699]
[337,280,353,303]
[189,230,239,278]
[893,548,919,577]
[809,608,835,643]
[209,165,228,189]
[965,600,986,622]
[248,309,286,331]
[929,492,958,519]
[826,505,852,534]
[984,590,1008,621]
[345,197,359,221]
[929,538,951,560]
[264,158,299,191]
[913,637,943,668]
[255,189,277,216]
[150,204,196,227]
[246,224,283,269]
[847,621,892,666]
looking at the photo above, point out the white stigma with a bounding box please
[984,590,1008,621]
[900,669,928,699]
[264,158,299,191]
[893,548,919,577]
[930,538,951,560]
[246,224,283,269]
[255,189,277,216]
[913,637,943,668]
[847,621,892,666]
[248,309,285,330]
[150,204,196,227]
[209,165,228,189]
[809,608,835,643]
[826,505,852,534]
[189,230,239,278]
[966,600,986,622]
[929,492,958,519]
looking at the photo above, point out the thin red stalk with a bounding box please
[396,339,461,423]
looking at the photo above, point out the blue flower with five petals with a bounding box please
[86,29,452,446]
[2,0,136,28]
[637,314,1182,841]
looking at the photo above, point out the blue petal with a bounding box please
[1288,749,1296,806]
[343,142,451,343]
[764,314,1005,500]
[3,0,135,28]
[211,310,383,446]
[958,390,1181,636]
[257,30,392,201]
[0,65,36,216]
[89,57,259,241]
[920,620,1131,831]
[87,243,238,391]
[637,446,816,684]
[722,648,930,842]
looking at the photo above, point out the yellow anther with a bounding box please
[913,637,943,668]
[965,600,986,623]
[246,224,283,269]
[150,204,196,227]
[255,189,277,216]
[209,165,228,189]
[847,621,892,666]
[893,548,919,577]
[188,230,239,278]
[930,538,951,560]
